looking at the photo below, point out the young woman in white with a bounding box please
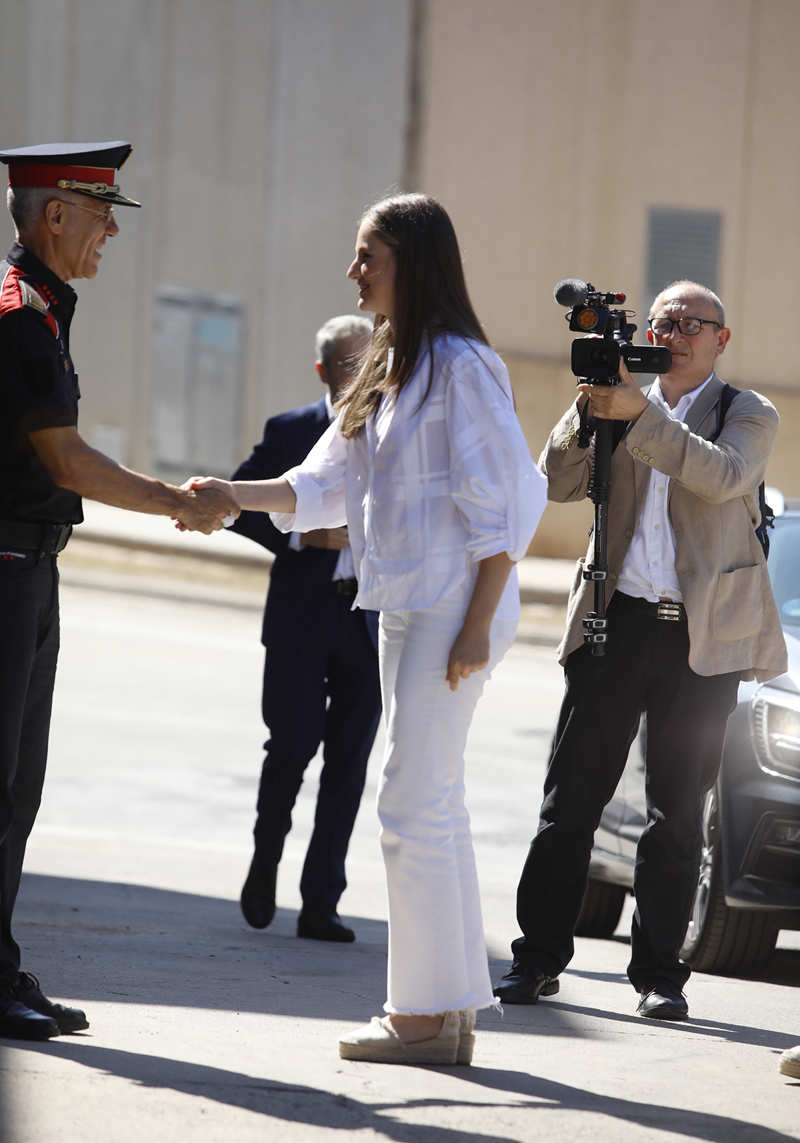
[192,194,547,1064]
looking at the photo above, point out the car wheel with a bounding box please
[575,878,627,938]
[681,784,779,975]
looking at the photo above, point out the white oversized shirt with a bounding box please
[287,391,355,580]
[271,334,547,618]
[617,373,713,603]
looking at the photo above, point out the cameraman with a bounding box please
[495,280,787,1020]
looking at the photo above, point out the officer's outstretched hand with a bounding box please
[173,476,240,533]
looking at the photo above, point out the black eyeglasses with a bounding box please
[648,316,722,337]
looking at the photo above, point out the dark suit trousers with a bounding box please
[513,591,740,992]
[0,554,60,993]
[254,590,380,915]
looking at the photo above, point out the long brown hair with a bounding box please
[338,193,488,438]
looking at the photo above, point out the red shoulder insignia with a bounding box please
[0,264,59,338]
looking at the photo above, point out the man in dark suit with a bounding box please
[231,315,380,942]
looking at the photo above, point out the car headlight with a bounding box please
[752,688,800,780]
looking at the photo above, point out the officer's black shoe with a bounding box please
[15,971,88,1034]
[493,962,560,1005]
[0,997,60,1041]
[240,853,278,930]
[636,985,688,1021]
[297,911,355,943]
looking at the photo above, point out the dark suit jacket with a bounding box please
[230,397,379,650]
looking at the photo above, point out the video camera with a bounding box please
[551,278,673,656]
[553,278,671,382]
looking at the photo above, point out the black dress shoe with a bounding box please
[297,911,355,943]
[240,854,278,929]
[0,998,59,1040]
[493,962,560,1005]
[636,985,689,1021]
[15,972,88,1034]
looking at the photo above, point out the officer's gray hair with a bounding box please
[315,314,372,369]
[650,280,726,327]
[6,187,57,236]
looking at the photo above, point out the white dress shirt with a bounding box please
[617,374,713,603]
[271,333,547,619]
[287,392,354,580]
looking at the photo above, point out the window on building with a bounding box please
[150,287,245,481]
[645,207,722,315]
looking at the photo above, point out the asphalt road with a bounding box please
[2,580,798,1142]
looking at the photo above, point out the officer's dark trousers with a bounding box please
[513,591,740,993]
[254,592,381,915]
[0,554,59,995]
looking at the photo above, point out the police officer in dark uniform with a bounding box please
[0,141,238,1040]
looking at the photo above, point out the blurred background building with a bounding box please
[2,0,798,555]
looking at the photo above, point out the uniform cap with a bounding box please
[0,141,141,207]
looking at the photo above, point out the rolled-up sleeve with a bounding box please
[446,349,547,562]
[270,417,348,533]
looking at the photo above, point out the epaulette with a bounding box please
[18,277,49,315]
[0,262,59,338]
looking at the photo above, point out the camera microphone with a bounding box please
[553,278,589,307]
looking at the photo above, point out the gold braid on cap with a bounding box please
[56,177,120,195]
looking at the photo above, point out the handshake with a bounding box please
[172,476,240,534]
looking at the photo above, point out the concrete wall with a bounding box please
[2,0,798,556]
[413,0,800,555]
[0,0,411,470]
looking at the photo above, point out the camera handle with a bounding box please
[580,412,615,656]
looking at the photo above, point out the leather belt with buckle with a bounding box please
[615,592,687,622]
[656,599,686,622]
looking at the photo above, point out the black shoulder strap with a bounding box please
[709,382,740,443]
[710,382,773,557]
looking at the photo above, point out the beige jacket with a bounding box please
[541,375,787,682]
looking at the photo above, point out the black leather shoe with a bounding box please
[636,986,689,1021]
[493,962,560,1005]
[240,854,278,929]
[0,998,59,1040]
[15,972,88,1034]
[297,911,355,943]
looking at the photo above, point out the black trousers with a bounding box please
[513,592,740,992]
[0,553,60,994]
[254,591,381,915]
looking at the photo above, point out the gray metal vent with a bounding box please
[645,207,722,313]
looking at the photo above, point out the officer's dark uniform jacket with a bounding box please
[0,242,82,532]
[0,242,82,991]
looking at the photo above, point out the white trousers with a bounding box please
[377,587,517,1015]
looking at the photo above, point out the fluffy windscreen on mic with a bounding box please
[553,278,589,307]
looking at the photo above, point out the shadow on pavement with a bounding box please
[11,1039,796,1143]
[460,1065,799,1143]
[7,873,799,1141]
[16,872,800,1042]
[16,872,389,1021]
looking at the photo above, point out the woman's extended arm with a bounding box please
[189,475,297,515]
[446,551,513,691]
